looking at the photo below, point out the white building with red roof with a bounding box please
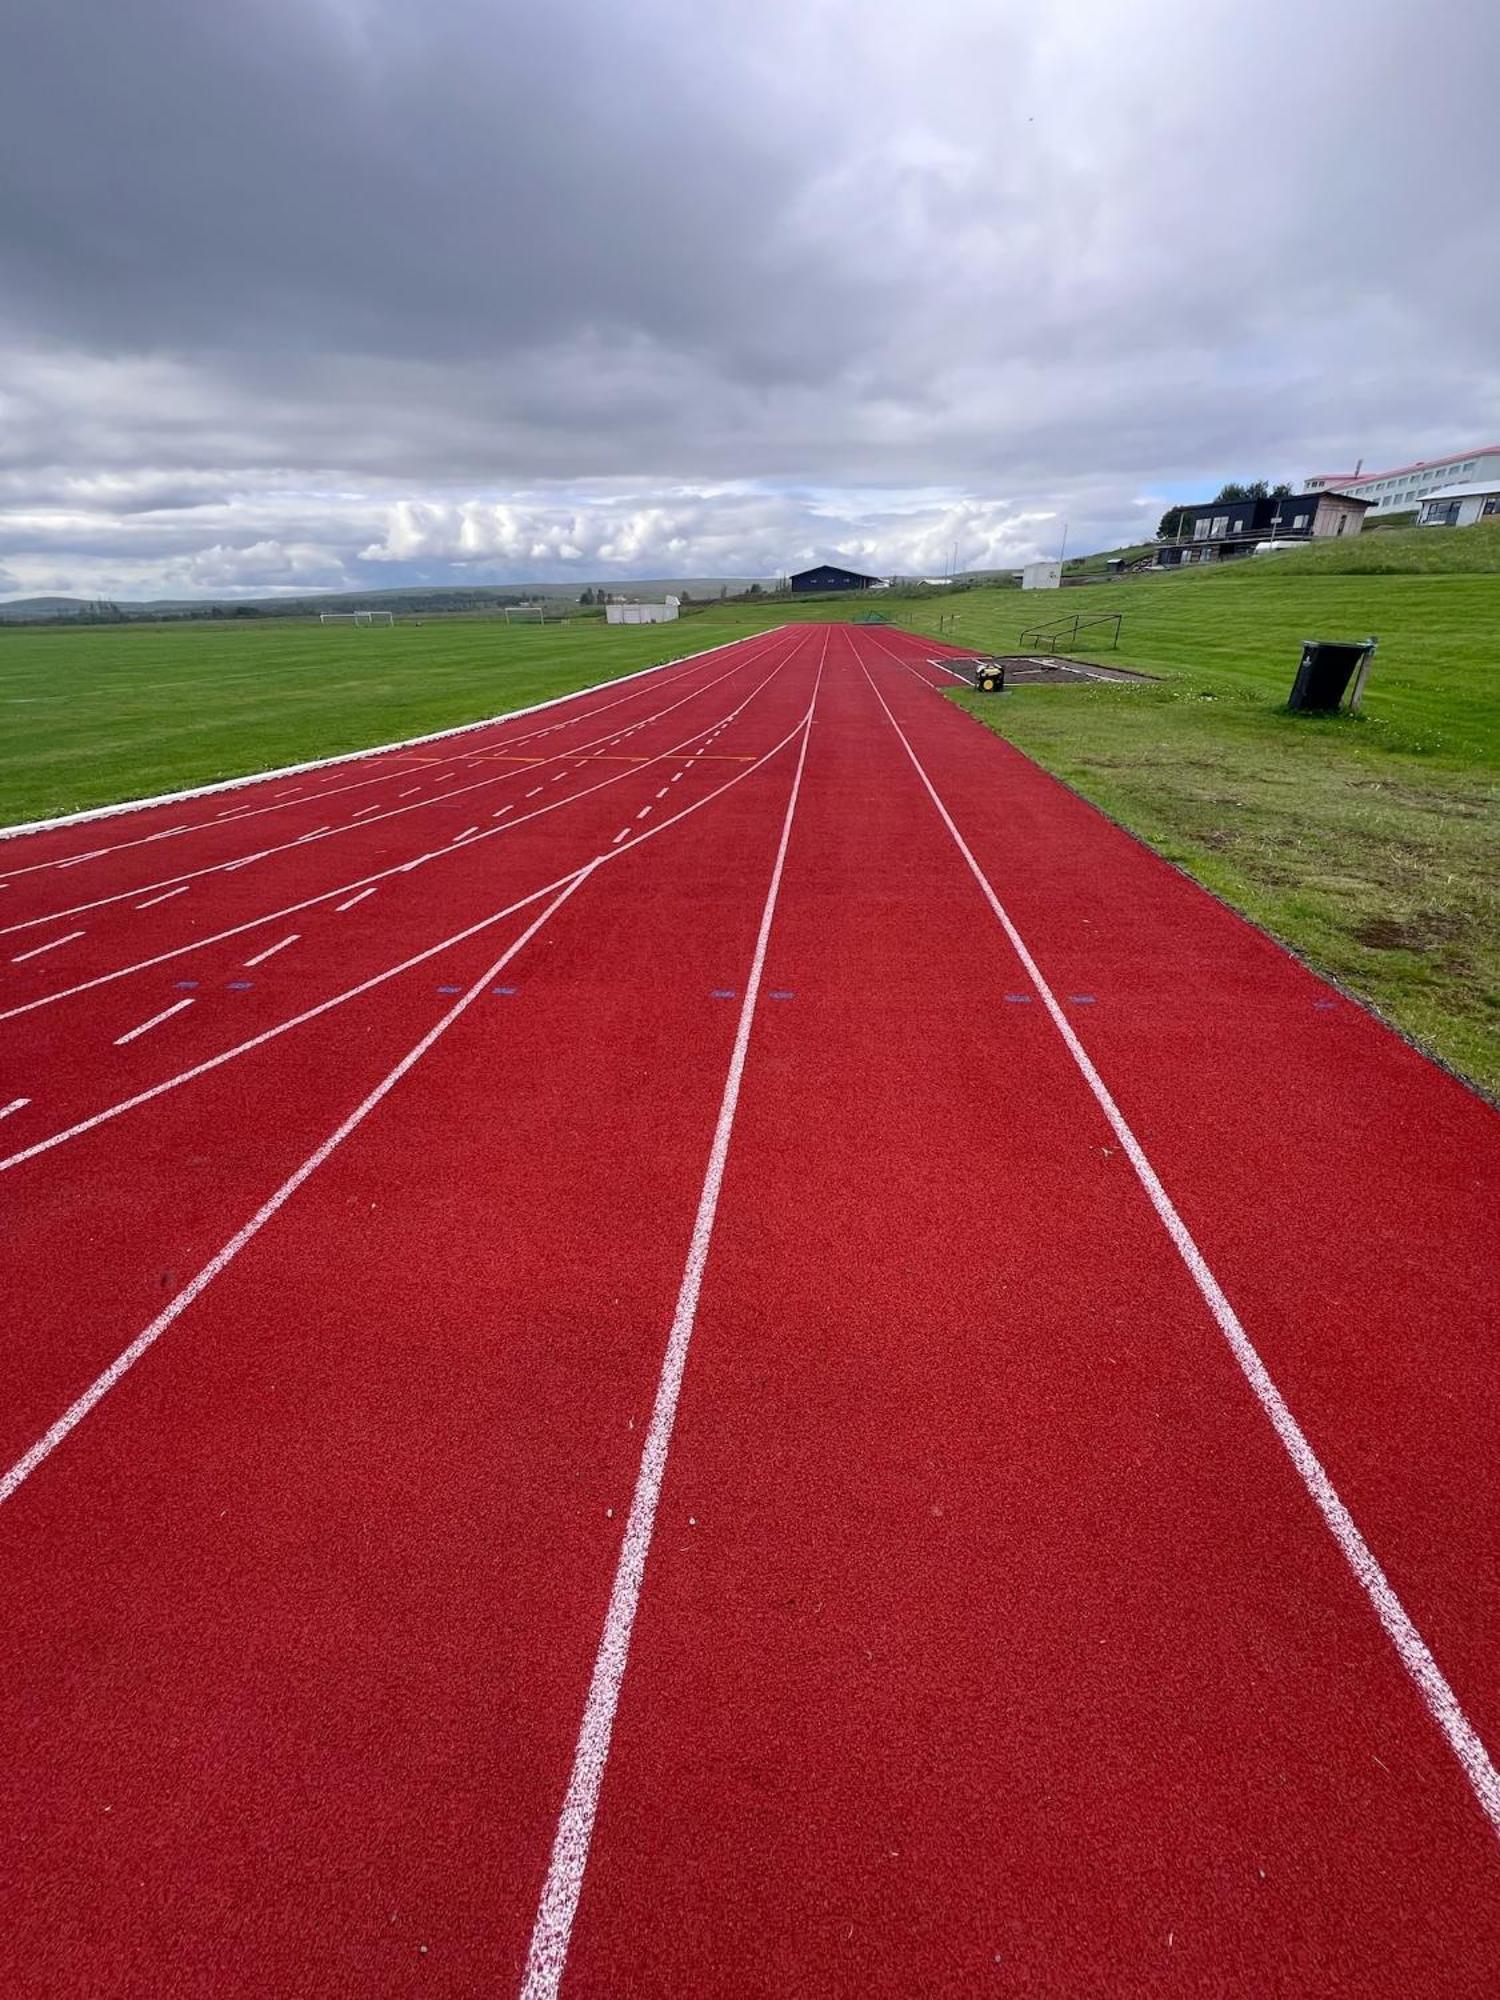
[1304,446,1500,514]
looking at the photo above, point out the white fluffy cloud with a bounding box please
[0,0,1496,598]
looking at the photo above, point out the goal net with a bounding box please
[319,610,395,626]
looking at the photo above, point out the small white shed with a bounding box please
[605,595,680,625]
[1021,560,1062,591]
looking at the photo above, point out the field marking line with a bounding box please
[858,651,1500,1841]
[0,626,793,848]
[520,633,827,2000]
[1,631,795,939]
[11,929,84,964]
[242,934,299,969]
[335,887,377,913]
[134,886,189,911]
[0,648,797,1022]
[0,870,598,1512]
[0,672,818,1179]
[114,997,195,1047]
[0,1098,29,1121]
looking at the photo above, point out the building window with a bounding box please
[1293,512,1309,528]
[1211,515,1228,538]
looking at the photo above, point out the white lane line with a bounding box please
[114,997,194,1046]
[635,806,652,820]
[295,825,331,841]
[611,828,630,845]
[0,1098,29,1122]
[352,804,384,819]
[656,787,669,800]
[451,825,480,843]
[135,886,189,911]
[0,870,599,1510]
[491,806,513,820]
[11,929,84,964]
[398,787,422,799]
[521,639,827,2000]
[0,691,818,1180]
[671,772,684,782]
[335,887,377,913]
[526,787,543,798]
[222,851,269,873]
[859,654,1500,1842]
[243,934,298,968]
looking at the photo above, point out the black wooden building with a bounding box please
[789,563,882,593]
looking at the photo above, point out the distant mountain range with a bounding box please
[0,580,774,624]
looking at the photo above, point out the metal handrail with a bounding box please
[1017,611,1123,652]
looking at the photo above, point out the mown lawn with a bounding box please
[891,534,1500,1096]
[0,610,789,824]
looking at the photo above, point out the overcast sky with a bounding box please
[1,0,1496,599]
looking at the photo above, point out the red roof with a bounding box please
[1311,446,1500,486]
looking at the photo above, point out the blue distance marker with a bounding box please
[491,985,519,996]
[225,979,252,991]
[436,984,462,995]
[1068,995,1096,1005]
[711,989,736,999]
[769,990,794,1000]
[173,980,200,990]
[1004,993,1032,1004]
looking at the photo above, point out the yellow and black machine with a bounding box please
[970,656,1006,693]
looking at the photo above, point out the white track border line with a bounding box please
[858,653,1500,1839]
[0,626,791,844]
[0,658,820,1176]
[0,643,800,1023]
[0,868,599,1510]
[1,628,796,929]
[520,634,827,2000]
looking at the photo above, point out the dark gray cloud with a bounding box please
[1,0,1497,595]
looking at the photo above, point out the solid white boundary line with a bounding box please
[0,626,791,843]
[519,637,826,2000]
[0,867,598,1510]
[858,655,1500,1839]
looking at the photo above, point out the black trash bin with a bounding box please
[1287,637,1377,713]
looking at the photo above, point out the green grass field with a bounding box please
[0,611,791,824]
[891,524,1500,1096]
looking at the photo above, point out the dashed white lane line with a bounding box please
[352,804,383,819]
[671,772,684,782]
[635,806,652,820]
[12,929,85,964]
[451,825,480,843]
[135,886,189,911]
[0,868,598,1511]
[655,787,669,799]
[335,887,377,913]
[223,850,269,873]
[398,787,422,799]
[243,934,299,968]
[114,997,194,1046]
[0,1098,29,1122]
[492,806,513,819]
[525,787,544,798]
[611,828,630,845]
[295,825,331,841]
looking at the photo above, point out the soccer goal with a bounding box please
[319,610,395,626]
[502,604,547,624]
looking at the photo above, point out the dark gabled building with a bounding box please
[789,563,882,593]
[1156,491,1370,567]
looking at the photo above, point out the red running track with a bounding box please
[1,622,1497,1996]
